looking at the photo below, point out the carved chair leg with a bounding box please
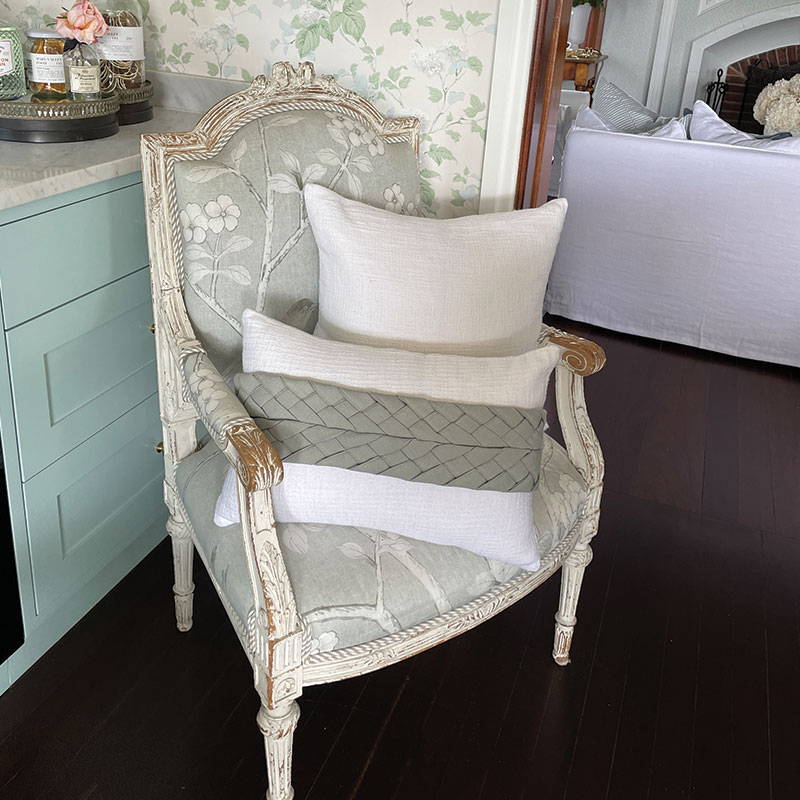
[167,513,194,632]
[258,699,300,800]
[553,545,593,666]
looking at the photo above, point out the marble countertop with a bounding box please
[0,107,201,213]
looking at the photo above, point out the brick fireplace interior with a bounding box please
[719,45,800,133]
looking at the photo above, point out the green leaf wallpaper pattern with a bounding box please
[1,0,500,216]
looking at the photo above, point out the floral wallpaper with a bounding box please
[2,0,501,216]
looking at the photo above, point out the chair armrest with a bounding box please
[541,325,606,377]
[157,289,283,490]
[179,348,284,490]
[539,324,605,498]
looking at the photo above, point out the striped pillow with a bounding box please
[593,79,659,133]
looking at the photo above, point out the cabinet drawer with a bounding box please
[24,394,165,618]
[8,269,156,480]
[0,182,148,328]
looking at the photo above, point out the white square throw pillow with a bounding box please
[214,311,563,570]
[690,100,800,154]
[303,183,567,357]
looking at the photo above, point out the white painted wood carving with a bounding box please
[140,61,606,799]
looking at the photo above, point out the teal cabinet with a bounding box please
[7,269,157,479]
[0,180,149,328]
[0,175,166,694]
[24,395,164,617]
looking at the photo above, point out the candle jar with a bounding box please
[63,40,101,101]
[0,21,26,100]
[95,0,146,93]
[26,31,67,101]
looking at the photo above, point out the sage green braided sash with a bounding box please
[234,372,546,491]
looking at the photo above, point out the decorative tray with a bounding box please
[0,94,120,143]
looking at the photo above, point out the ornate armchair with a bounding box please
[141,62,605,800]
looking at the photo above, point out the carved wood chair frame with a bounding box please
[140,61,606,800]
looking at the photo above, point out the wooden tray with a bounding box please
[0,94,120,143]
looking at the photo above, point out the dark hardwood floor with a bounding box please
[1,317,798,800]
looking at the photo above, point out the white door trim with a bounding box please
[645,0,680,113]
[478,0,538,213]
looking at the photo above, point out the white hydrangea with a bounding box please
[753,74,800,135]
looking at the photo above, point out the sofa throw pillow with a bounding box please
[690,101,800,154]
[573,107,687,140]
[592,79,659,133]
[303,183,568,357]
[213,311,563,570]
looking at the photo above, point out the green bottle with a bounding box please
[0,21,26,100]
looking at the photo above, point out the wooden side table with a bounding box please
[563,52,607,95]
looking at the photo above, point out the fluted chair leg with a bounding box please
[553,545,593,666]
[258,699,300,800]
[167,513,194,632]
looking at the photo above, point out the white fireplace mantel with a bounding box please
[681,6,800,110]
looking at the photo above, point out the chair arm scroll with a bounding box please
[542,327,606,377]
[540,325,605,513]
[227,422,284,492]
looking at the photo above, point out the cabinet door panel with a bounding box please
[0,182,148,328]
[8,268,156,480]
[24,395,165,618]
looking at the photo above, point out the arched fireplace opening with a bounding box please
[714,46,800,134]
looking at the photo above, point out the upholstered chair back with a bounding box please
[166,63,420,372]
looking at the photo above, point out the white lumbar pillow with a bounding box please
[240,310,558,408]
[213,311,563,570]
[690,100,800,154]
[303,183,567,357]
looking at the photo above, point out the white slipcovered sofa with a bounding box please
[545,127,800,367]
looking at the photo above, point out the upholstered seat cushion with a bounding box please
[175,436,586,656]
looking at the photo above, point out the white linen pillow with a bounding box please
[215,464,542,570]
[241,310,559,408]
[573,106,613,132]
[303,183,567,357]
[214,311,563,570]
[690,100,800,154]
[573,107,687,140]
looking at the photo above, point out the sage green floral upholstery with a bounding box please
[173,109,420,372]
[175,435,586,656]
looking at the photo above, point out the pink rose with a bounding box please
[55,1,109,45]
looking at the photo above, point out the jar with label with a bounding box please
[25,31,67,100]
[0,21,26,100]
[94,0,145,93]
[63,40,101,101]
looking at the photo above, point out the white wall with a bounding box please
[595,0,664,104]
[601,0,800,114]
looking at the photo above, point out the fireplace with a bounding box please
[715,46,800,134]
[680,6,800,118]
